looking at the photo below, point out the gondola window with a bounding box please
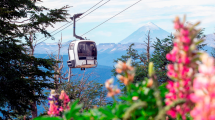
[78,42,97,57]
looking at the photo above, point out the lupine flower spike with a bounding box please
[190,53,215,120]
[47,89,60,116]
[59,90,71,111]
[165,16,200,119]
[48,101,59,116]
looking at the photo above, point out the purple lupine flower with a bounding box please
[48,97,53,101]
[55,102,59,105]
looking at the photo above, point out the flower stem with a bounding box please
[112,96,117,103]
[155,99,186,120]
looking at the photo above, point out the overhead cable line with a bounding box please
[36,0,110,45]
[35,0,104,43]
[43,0,142,59]
[81,0,142,36]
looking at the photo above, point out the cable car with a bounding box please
[67,13,98,70]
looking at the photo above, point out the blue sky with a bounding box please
[33,0,215,44]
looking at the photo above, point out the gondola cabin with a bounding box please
[67,40,97,69]
[67,13,98,70]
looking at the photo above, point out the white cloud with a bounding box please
[36,0,215,24]
[60,34,73,40]
[34,0,215,44]
[44,22,71,32]
[145,0,215,8]
[97,31,112,37]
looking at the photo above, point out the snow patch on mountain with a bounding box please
[119,22,171,44]
[110,48,116,52]
[141,22,160,31]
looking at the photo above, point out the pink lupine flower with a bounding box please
[165,16,200,119]
[59,90,70,112]
[167,109,177,118]
[59,90,70,103]
[132,96,139,101]
[190,53,215,120]
[181,29,189,36]
[166,53,172,61]
[47,89,60,117]
[59,90,68,100]
[180,36,190,44]
[47,101,59,116]
[174,17,183,29]
[183,45,189,51]
[63,95,70,103]
[59,106,63,112]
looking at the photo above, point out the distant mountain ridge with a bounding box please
[34,22,215,67]
[119,22,171,44]
[35,22,215,55]
[35,42,146,55]
[34,22,171,55]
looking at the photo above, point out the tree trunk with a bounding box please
[29,33,38,119]
[30,99,37,118]
[144,30,151,62]
[68,67,71,82]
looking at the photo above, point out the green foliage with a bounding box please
[0,0,69,118]
[34,116,62,120]
[0,41,57,118]
[150,35,174,83]
[40,72,110,116]
[112,43,144,69]
[56,73,110,110]
[35,62,170,120]
[196,28,207,51]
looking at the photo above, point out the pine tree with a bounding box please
[196,28,207,51]
[0,0,69,119]
[150,34,174,83]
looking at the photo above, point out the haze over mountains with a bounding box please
[35,22,171,54]
[35,22,215,66]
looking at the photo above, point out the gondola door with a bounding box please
[67,43,76,68]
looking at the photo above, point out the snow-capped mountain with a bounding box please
[119,22,171,44]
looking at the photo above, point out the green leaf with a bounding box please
[120,96,130,101]
[33,116,63,120]
[123,101,147,120]
[64,100,81,119]
[99,108,114,118]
